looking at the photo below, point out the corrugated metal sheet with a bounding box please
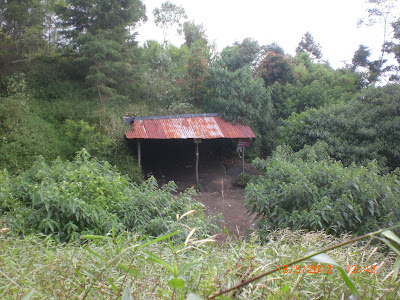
[125,114,255,140]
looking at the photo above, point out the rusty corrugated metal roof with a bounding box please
[125,114,256,139]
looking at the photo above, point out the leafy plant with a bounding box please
[235,173,257,188]
[280,84,400,172]
[1,150,218,242]
[246,142,400,236]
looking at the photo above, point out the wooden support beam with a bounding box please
[242,146,245,173]
[137,139,141,168]
[194,139,201,184]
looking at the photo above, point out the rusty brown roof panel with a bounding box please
[143,119,167,139]
[126,120,147,139]
[214,117,256,139]
[125,114,255,140]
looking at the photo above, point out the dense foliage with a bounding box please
[1,230,398,298]
[269,53,362,119]
[246,142,400,237]
[1,1,400,298]
[280,84,400,171]
[1,0,400,242]
[0,150,217,242]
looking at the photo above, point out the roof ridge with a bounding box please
[123,113,220,123]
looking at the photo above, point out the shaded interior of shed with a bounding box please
[127,138,237,181]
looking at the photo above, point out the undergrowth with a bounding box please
[0,228,399,299]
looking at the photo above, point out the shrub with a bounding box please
[1,150,217,241]
[280,84,400,172]
[246,142,400,237]
[235,173,257,188]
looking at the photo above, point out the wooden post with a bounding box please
[194,139,201,184]
[137,139,141,168]
[242,146,245,173]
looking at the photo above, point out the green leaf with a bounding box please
[121,284,133,300]
[224,226,230,238]
[168,278,185,289]
[375,237,400,256]
[117,264,143,278]
[139,231,180,248]
[143,250,174,275]
[381,230,400,246]
[81,235,112,240]
[22,290,35,300]
[310,253,360,299]
[177,261,202,277]
[84,247,108,262]
[187,293,204,300]
[281,285,290,293]
[392,257,400,284]
[91,289,102,299]
[107,278,118,294]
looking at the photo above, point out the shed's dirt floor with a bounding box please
[146,154,259,241]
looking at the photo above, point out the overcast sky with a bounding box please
[136,0,389,69]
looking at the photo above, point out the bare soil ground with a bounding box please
[148,155,259,240]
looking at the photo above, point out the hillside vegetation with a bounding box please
[1,0,400,298]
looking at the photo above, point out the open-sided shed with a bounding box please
[124,113,255,183]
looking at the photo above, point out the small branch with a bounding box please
[10,58,32,64]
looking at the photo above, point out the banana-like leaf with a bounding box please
[381,230,400,245]
[310,253,360,299]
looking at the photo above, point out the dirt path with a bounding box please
[156,156,258,239]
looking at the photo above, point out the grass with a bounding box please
[0,228,399,299]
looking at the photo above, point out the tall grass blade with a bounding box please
[81,235,112,240]
[117,264,142,277]
[91,289,102,299]
[224,226,230,239]
[107,277,118,294]
[139,231,180,248]
[375,237,400,256]
[122,284,133,300]
[143,250,174,274]
[177,261,202,276]
[381,230,400,245]
[310,253,360,299]
[22,290,35,300]
[391,257,400,284]
[84,247,108,262]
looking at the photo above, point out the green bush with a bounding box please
[1,150,217,241]
[246,142,400,238]
[236,173,257,188]
[280,84,400,172]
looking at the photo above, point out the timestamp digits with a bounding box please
[277,264,333,274]
[346,265,376,273]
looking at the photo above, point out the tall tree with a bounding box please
[182,21,207,48]
[153,1,187,46]
[219,38,264,72]
[351,44,383,85]
[56,0,146,108]
[257,51,295,87]
[359,0,400,80]
[296,32,322,61]
[0,0,45,65]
